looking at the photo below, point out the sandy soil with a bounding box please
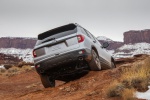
[0,55,148,100]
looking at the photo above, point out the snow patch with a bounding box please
[0,48,33,62]
[0,65,5,69]
[31,66,35,68]
[113,43,150,58]
[136,86,150,100]
[119,43,150,50]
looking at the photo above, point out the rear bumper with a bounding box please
[35,49,92,74]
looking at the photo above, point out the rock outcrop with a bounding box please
[0,37,37,49]
[124,29,150,44]
[0,53,22,64]
[99,40,124,50]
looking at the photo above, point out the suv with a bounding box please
[33,23,116,88]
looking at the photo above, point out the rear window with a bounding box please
[38,24,77,40]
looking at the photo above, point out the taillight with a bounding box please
[77,35,85,43]
[35,65,40,68]
[33,50,37,57]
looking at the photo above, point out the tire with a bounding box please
[111,60,116,68]
[40,75,55,88]
[89,49,101,71]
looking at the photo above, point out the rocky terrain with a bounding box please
[0,53,22,65]
[97,30,150,58]
[0,48,33,63]
[114,43,150,58]
[98,29,150,50]
[0,54,149,100]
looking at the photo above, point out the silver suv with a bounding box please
[33,23,116,88]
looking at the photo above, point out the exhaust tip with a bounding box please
[40,69,44,73]
[78,57,83,61]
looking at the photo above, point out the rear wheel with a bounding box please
[40,75,55,88]
[89,49,101,71]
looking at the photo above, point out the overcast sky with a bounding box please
[0,0,150,41]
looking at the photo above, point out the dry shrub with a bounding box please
[0,68,6,74]
[8,67,20,73]
[5,67,21,76]
[4,64,13,69]
[121,68,146,90]
[0,65,34,76]
[106,81,124,97]
[18,61,34,68]
[21,65,33,71]
[122,88,136,100]
[143,57,150,80]
[17,61,26,68]
[121,59,150,91]
[106,57,150,99]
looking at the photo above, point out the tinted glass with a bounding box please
[38,24,77,40]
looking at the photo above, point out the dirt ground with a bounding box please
[0,55,148,100]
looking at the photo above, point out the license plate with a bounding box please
[49,43,66,51]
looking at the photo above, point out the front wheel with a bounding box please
[111,60,116,68]
[40,75,55,88]
[89,49,101,71]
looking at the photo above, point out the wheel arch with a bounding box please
[89,46,101,71]
[111,57,115,63]
[91,46,99,56]
[111,57,116,68]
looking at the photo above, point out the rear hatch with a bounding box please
[34,24,79,58]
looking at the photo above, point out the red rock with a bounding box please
[0,53,22,64]
[0,37,37,49]
[124,29,150,44]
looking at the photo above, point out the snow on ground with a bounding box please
[31,66,35,68]
[113,43,150,58]
[0,48,33,62]
[0,65,5,69]
[119,43,150,50]
[136,86,150,100]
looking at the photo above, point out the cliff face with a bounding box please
[0,37,37,49]
[124,29,150,44]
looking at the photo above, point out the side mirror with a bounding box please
[102,42,109,48]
